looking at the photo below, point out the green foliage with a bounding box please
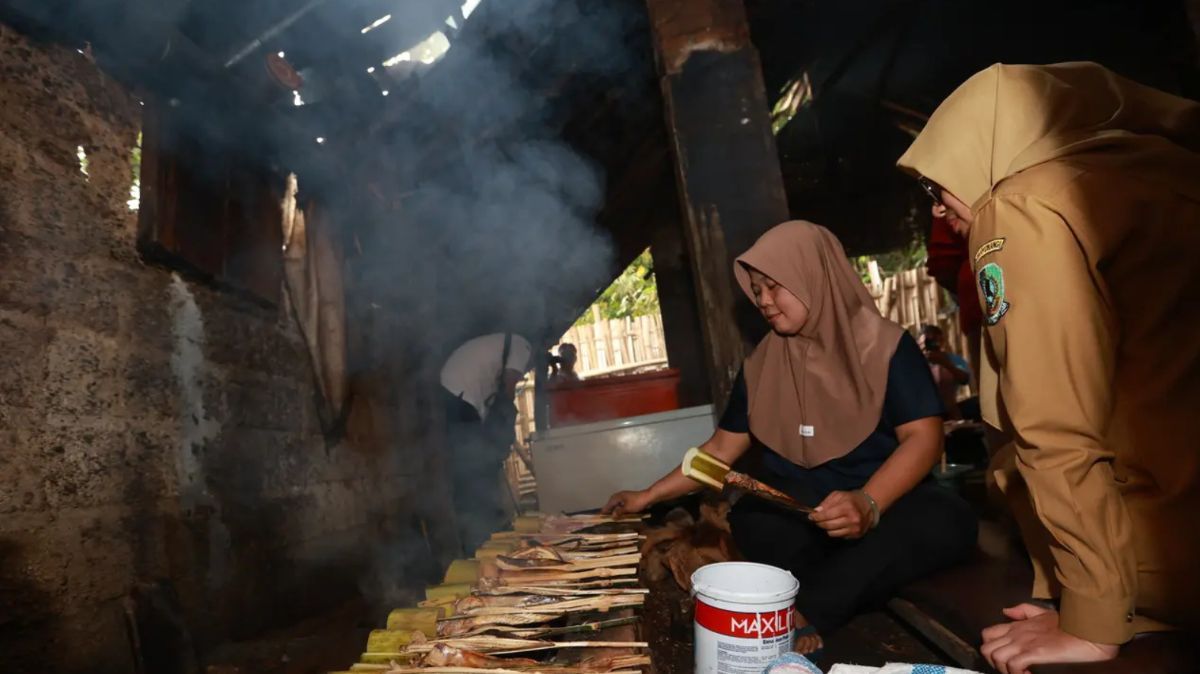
[576,248,659,326]
[851,238,927,285]
[128,132,142,211]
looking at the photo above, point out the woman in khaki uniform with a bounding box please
[897,62,1200,673]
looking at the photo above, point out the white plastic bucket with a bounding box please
[691,562,800,674]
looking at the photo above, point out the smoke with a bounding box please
[353,0,643,348]
[339,0,646,601]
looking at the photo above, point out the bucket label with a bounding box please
[694,600,794,674]
[696,602,792,638]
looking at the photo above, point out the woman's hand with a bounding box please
[809,490,873,538]
[602,489,655,516]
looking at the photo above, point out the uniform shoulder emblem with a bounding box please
[978,262,1010,325]
[973,237,1005,264]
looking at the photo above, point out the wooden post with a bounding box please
[650,197,712,407]
[646,0,791,411]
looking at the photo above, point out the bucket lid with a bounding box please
[690,562,799,603]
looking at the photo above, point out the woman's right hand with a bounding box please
[602,489,655,516]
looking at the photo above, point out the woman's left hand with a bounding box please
[809,490,873,538]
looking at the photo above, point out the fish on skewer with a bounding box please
[553,546,639,560]
[403,636,649,656]
[502,545,567,565]
[437,611,562,637]
[724,472,814,514]
[681,447,814,514]
[475,577,641,595]
[452,594,561,612]
[490,565,638,585]
[422,644,539,669]
[536,515,646,535]
[444,616,640,640]
[475,586,648,598]
[500,544,640,564]
[487,533,642,544]
[403,635,545,654]
[450,595,643,617]
[384,662,648,666]
[494,553,640,572]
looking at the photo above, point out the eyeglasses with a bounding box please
[917,176,943,207]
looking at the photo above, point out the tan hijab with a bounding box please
[897,62,1200,427]
[734,221,904,468]
[896,61,1200,209]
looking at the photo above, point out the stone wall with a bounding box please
[0,24,435,673]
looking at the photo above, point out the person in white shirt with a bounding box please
[440,333,532,551]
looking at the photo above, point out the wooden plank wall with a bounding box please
[558,313,668,377]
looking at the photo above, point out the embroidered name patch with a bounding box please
[978,262,1010,325]
[973,237,1006,264]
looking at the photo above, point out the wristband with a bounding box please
[857,489,880,529]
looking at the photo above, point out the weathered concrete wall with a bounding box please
[0,25,433,673]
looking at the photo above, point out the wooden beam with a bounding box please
[645,0,790,411]
[649,189,711,409]
[887,598,988,671]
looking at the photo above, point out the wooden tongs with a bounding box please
[681,447,814,514]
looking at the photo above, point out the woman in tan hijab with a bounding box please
[603,221,977,655]
[898,62,1200,673]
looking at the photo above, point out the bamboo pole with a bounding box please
[367,628,419,652]
[445,560,481,584]
[426,583,473,602]
[385,608,445,633]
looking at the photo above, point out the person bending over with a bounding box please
[899,61,1200,673]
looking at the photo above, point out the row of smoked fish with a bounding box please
[331,513,651,674]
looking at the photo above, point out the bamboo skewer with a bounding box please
[342,513,649,674]
[402,638,648,655]
[506,616,640,638]
[489,566,637,584]
[494,553,641,572]
[554,546,640,559]
[476,587,648,597]
[489,641,649,655]
[381,662,648,666]
[682,447,814,514]
[488,532,642,542]
[444,595,644,618]
[503,579,640,590]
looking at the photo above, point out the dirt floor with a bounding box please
[201,602,370,674]
[642,572,945,674]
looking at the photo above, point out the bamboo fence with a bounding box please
[557,309,667,378]
[864,260,968,359]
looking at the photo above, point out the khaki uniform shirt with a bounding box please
[972,155,1200,644]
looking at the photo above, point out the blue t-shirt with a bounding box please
[718,332,944,502]
[946,352,970,376]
